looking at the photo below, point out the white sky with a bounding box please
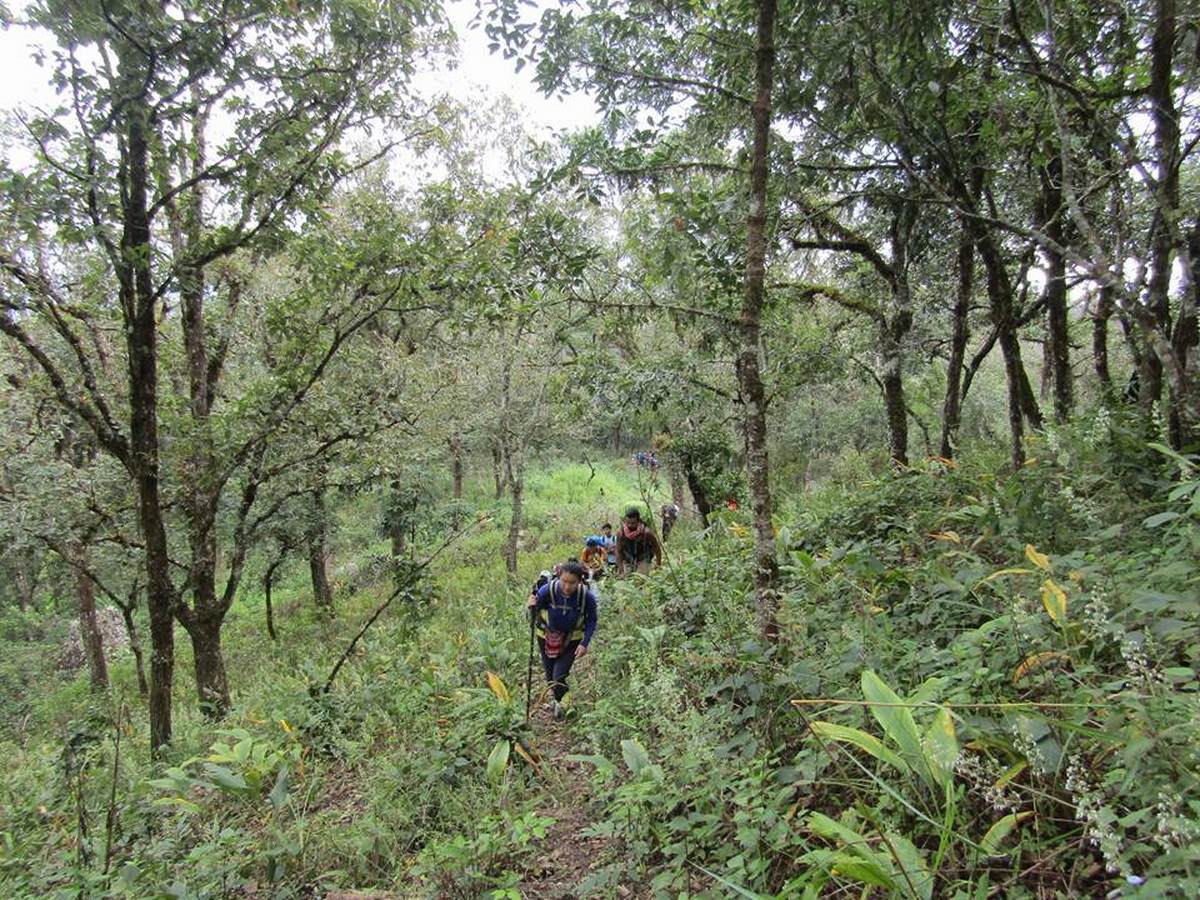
[0,1,598,162]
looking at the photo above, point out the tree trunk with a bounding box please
[1137,0,1179,421]
[505,475,523,579]
[941,224,973,458]
[116,592,149,697]
[1017,355,1045,431]
[1041,158,1074,424]
[682,459,713,527]
[491,443,504,500]
[740,0,781,644]
[70,542,109,692]
[122,89,176,755]
[264,553,285,643]
[308,490,334,613]
[450,438,464,500]
[182,613,230,719]
[977,235,1028,467]
[1093,283,1115,400]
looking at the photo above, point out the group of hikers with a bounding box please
[525,505,664,719]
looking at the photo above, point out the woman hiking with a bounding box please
[615,507,662,577]
[526,561,598,719]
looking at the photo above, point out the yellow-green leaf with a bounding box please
[486,738,510,782]
[928,531,962,544]
[1025,544,1051,573]
[1041,579,1068,624]
[513,740,543,778]
[485,671,510,704]
[809,721,910,774]
[1013,651,1071,683]
[980,811,1033,856]
[921,707,958,789]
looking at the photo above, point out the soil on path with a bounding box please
[515,669,642,900]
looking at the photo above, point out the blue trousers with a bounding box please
[538,638,580,702]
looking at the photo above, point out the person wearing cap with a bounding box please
[615,506,662,577]
[581,536,607,580]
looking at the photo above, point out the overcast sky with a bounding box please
[0,1,598,146]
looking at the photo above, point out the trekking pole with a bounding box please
[525,608,536,725]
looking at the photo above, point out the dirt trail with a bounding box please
[515,661,638,900]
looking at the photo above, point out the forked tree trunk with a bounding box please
[977,235,1030,467]
[183,612,230,718]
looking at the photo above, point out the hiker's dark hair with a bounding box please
[624,507,641,519]
[560,560,587,579]
[602,522,612,529]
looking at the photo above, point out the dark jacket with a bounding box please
[616,525,661,567]
[533,580,598,645]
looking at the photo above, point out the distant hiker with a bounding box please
[526,561,597,719]
[616,507,662,577]
[660,502,680,541]
[581,537,607,580]
[600,523,617,566]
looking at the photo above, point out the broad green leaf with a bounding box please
[884,831,933,900]
[921,707,958,789]
[860,671,931,790]
[809,721,910,774]
[807,811,873,848]
[486,738,510,782]
[269,765,289,815]
[621,738,650,775]
[1041,579,1068,624]
[1143,511,1180,528]
[1025,544,1051,572]
[980,811,1033,856]
[202,763,248,793]
[116,862,141,887]
[830,854,896,890]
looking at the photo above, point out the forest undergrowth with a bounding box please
[2,420,1199,899]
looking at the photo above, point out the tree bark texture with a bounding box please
[976,234,1029,467]
[183,612,230,718]
[70,542,109,692]
[308,489,335,613]
[941,223,973,458]
[121,91,176,754]
[1040,157,1074,423]
[1093,283,1115,400]
[740,0,781,644]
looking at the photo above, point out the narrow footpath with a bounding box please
[515,660,641,900]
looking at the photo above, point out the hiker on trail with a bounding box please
[581,537,607,580]
[526,561,597,719]
[600,523,617,566]
[616,507,662,577]
[660,503,680,541]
